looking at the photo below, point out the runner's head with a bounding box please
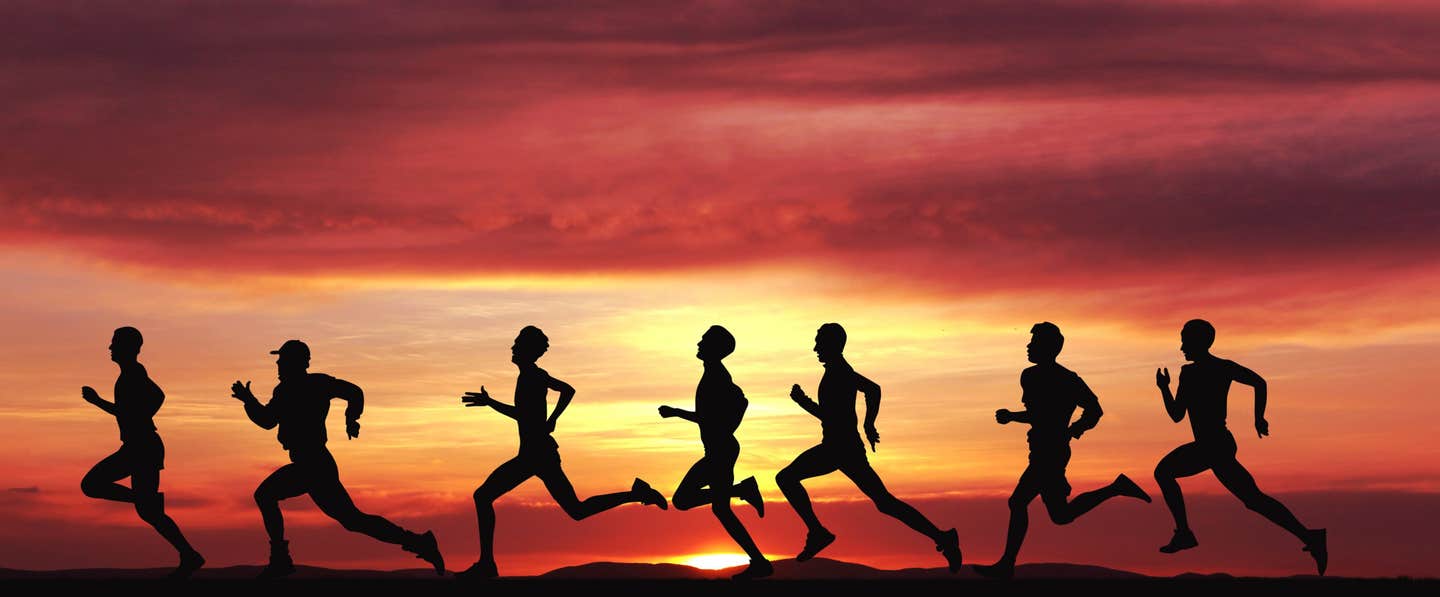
[1027,322,1063,363]
[270,339,310,381]
[814,322,847,363]
[1180,319,1215,360]
[512,325,549,364]
[697,325,736,361]
[109,326,143,363]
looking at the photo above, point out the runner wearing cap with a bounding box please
[230,339,445,578]
[81,326,204,578]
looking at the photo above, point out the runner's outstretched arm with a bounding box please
[996,408,1033,424]
[232,380,277,429]
[658,405,700,423]
[81,386,118,416]
[462,386,518,419]
[789,384,822,419]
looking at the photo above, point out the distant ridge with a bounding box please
[540,558,1147,580]
[0,559,1406,581]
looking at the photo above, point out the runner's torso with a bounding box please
[1179,358,1234,442]
[270,373,340,451]
[1021,364,1083,449]
[114,364,162,443]
[818,361,860,445]
[697,365,746,448]
[514,366,552,448]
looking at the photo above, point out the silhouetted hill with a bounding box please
[0,558,1427,585]
[0,565,441,580]
[540,557,1148,580]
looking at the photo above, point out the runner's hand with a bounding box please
[789,384,809,403]
[658,405,679,418]
[1156,367,1170,389]
[995,408,1013,424]
[231,380,255,402]
[346,418,361,440]
[81,386,102,405]
[1255,416,1269,438]
[865,424,880,452]
[1069,424,1086,440]
[462,386,494,407]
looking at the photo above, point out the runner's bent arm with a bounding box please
[546,374,575,429]
[1156,367,1185,422]
[1230,360,1269,437]
[332,377,364,426]
[1069,376,1103,438]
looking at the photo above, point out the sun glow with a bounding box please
[679,553,752,570]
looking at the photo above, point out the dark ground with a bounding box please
[2,560,1434,596]
[0,578,1436,597]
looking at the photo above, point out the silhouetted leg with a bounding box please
[843,459,943,540]
[1042,480,1119,526]
[309,478,409,544]
[674,455,749,512]
[131,468,198,555]
[775,444,840,534]
[673,456,714,511]
[1212,457,1309,541]
[81,449,134,503]
[1154,442,1211,533]
[705,451,764,562]
[254,464,310,542]
[539,461,637,521]
[473,456,535,567]
[996,469,1045,566]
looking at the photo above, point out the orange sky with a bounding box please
[3,0,1440,579]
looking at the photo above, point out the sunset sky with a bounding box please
[2,0,1439,579]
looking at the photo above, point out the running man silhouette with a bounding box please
[457,326,669,580]
[80,327,204,579]
[230,340,444,579]
[1153,319,1328,574]
[776,323,963,570]
[659,325,770,580]
[973,323,1151,580]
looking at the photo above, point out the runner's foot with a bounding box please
[731,558,773,580]
[403,530,445,575]
[1303,528,1328,576]
[737,476,765,517]
[167,550,205,580]
[1159,528,1199,554]
[796,528,836,562]
[632,478,669,510]
[972,560,1015,580]
[456,560,499,580]
[1112,474,1152,503]
[936,528,963,572]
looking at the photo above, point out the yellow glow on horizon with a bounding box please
[678,553,753,570]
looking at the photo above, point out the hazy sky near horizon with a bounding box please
[3,0,1439,578]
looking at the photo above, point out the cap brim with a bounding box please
[269,350,282,354]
